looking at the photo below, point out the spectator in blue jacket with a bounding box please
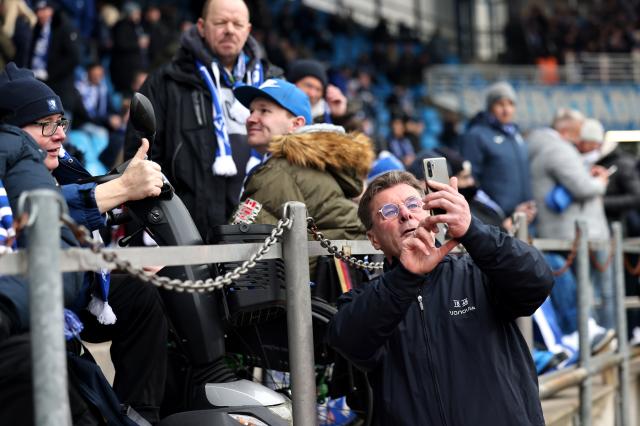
[0,62,167,424]
[328,171,553,425]
[459,81,535,221]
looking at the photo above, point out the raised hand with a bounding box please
[421,177,471,239]
[325,84,347,117]
[119,138,163,200]
[399,227,458,275]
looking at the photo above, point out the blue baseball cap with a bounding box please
[234,79,312,124]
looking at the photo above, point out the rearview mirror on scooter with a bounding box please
[103,92,158,178]
[130,92,156,144]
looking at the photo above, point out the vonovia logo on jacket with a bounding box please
[449,297,476,316]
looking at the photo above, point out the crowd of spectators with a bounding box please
[4,1,640,174]
[0,0,464,174]
[504,1,640,65]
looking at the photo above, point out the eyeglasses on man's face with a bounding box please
[32,118,69,137]
[377,196,424,220]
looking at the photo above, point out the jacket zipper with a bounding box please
[171,141,184,179]
[417,289,449,426]
[192,90,205,126]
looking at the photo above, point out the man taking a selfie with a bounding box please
[328,171,553,425]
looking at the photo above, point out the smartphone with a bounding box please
[607,165,618,177]
[423,157,450,216]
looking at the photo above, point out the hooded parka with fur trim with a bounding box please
[235,129,374,247]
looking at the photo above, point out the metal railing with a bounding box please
[6,190,640,425]
[426,53,640,90]
[531,222,630,426]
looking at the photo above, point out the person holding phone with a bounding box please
[328,170,553,425]
[529,112,615,331]
[592,122,640,228]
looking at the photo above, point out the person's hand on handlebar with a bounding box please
[95,139,163,213]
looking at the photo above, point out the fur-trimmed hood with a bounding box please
[268,131,374,180]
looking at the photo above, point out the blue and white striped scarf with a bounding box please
[75,75,109,120]
[57,147,115,326]
[31,20,51,76]
[0,183,15,253]
[196,55,263,176]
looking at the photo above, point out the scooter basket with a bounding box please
[208,224,287,327]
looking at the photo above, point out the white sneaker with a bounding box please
[561,331,579,353]
[561,326,616,355]
[588,318,606,341]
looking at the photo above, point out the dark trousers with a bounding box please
[0,276,167,425]
[79,274,168,424]
[0,334,104,426]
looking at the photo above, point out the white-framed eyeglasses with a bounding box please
[377,196,423,220]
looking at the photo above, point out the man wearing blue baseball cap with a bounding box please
[233,78,374,419]
[234,78,311,153]
[231,76,373,271]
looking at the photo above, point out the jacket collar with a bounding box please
[267,130,374,198]
[172,26,264,84]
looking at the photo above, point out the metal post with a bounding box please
[282,202,316,425]
[576,220,592,426]
[612,222,629,426]
[514,212,533,349]
[414,0,422,38]
[24,190,71,426]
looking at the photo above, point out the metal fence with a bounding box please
[533,222,630,426]
[4,190,639,425]
[426,53,640,90]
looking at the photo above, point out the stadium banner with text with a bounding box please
[444,84,640,131]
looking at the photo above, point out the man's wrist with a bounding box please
[95,177,128,213]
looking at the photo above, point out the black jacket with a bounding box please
[124,27,280,239]
[109,17,144,94]
[596,147,640,222]
[328,218,553,425]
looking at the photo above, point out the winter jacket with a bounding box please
[0,125,83,332]
[460,112,532,216]
[328,218,553,425]
[236,130,373,240]
[528,127,609,240]
[596,146,640,224]
[235,130,373,278]
[124,27,280,239]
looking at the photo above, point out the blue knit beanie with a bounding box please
[0,62,64,127]
[367,151,405,183]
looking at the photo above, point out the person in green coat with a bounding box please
[232,78,375,285]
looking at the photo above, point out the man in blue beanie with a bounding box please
[0,62,167,425]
